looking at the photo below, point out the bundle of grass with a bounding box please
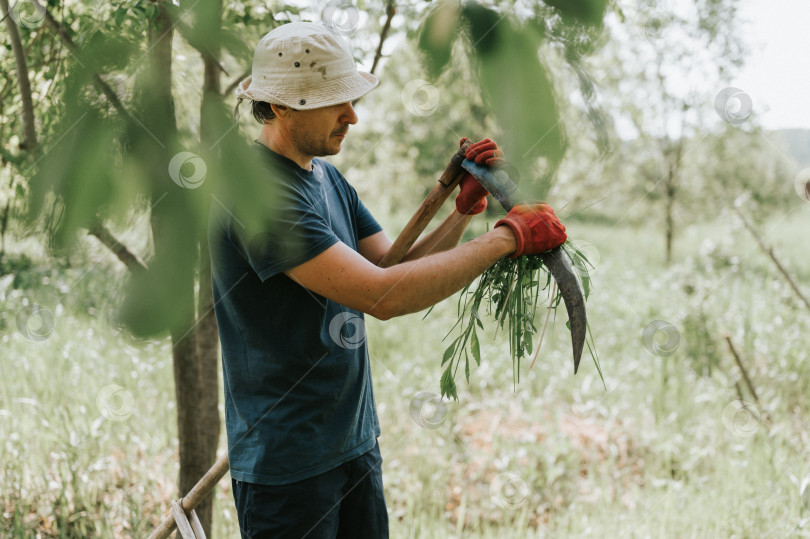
[436,242,601,400]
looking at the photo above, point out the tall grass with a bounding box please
[2,207,809,537]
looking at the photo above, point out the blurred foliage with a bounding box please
[6,0,280,335]
[417,0,610,197]
[0,0,803,335]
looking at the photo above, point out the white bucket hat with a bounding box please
[236,22,378,110]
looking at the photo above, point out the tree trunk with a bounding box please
[146,2,220,536]
[192,1,225,534]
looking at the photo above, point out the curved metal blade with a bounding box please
[539,247,586,373]
[460,159,518,211]
[461,158,587,373]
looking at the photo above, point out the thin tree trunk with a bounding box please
[1,0,37,154]
[0,199,10,259]
[663,139,684,264]
[192,0,225,534]
[664,169,674,263]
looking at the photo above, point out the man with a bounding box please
[210,22,567,538]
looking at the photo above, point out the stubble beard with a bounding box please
[289,122,343,158]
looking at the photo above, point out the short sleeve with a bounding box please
[242,184,339,281]
[323,162,381,241]
[355,195,382,240]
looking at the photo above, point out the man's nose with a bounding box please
[339,102,358,125]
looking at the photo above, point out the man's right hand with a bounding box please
[494,203,567,258]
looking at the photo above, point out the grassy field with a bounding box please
[1,206,809,537]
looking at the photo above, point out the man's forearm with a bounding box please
[401,210,472,263]
[369,226,515,319]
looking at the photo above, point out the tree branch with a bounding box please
[370,0,396,76]
[88,223,148,272]
[734,205,810,311]
[222,70,249,97]
[30,0,129,118]
[23,0,149,275]
[723,333,759,404]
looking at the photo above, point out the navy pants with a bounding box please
[231,441,389,538]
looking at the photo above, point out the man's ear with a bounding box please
[271,103,290,118]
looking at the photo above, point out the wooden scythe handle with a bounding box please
[148,455,231,539]
[378,141,471,268]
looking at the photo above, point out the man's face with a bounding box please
[287,102,358,159]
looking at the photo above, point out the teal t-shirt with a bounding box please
[209,143,383,485]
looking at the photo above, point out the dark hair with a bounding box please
[251,101,277,124]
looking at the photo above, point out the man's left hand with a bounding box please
[455,138,504,215]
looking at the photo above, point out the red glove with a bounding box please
[495,203,567,258]
[455,138,505,215]
[465,138,504,167]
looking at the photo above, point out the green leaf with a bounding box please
[461,4,565,197]
[470,328,481,366]
[543,0,608,26]
[473,310,484,330]
[144,3,158,20]
[566,246,592,299]
[27,110,118,247]
[440,366,458,400]
[220,27,253,62]
[418,1,460,80]
[76,31,139,74]
[114,7,129,25]
[442,338,458,366]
